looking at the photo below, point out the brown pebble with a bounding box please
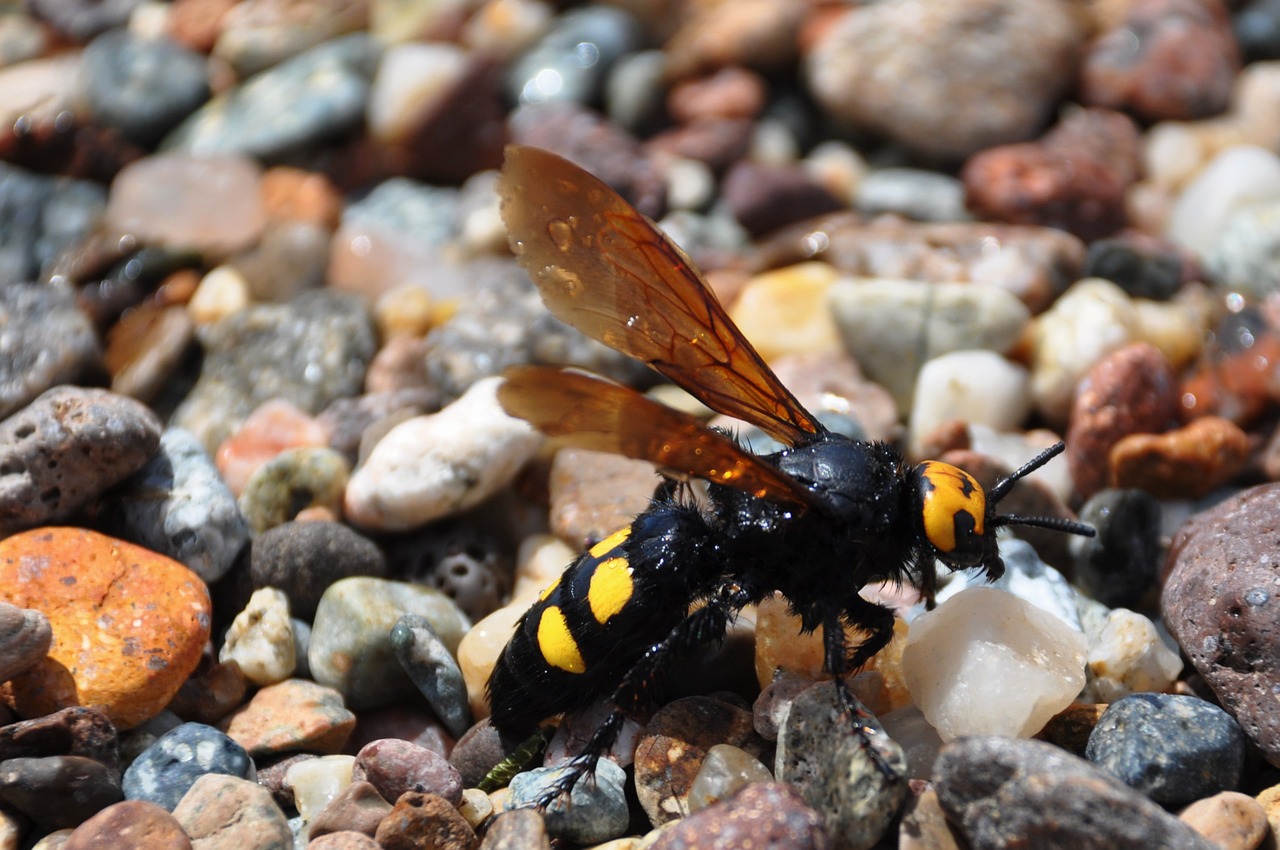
[0,706,119,770]
[171,774,292,849]
[667,67,768,123]
[1035,704,1108,759]
[307,832,382,850]
[900,787,964,850]
[648,782,828,850]
[1179,791,1268,850]
[260,166,343,230]
[64,800,191,850]
[221,679,355,757]
[1110,415,1249,498]
[548,448,658,551]
[374,792,477,850]
[478,809,550,850]
[309,781,391,841]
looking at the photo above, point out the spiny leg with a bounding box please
[823,598,901,781]
[531,581,753,810]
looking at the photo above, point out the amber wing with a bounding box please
[499,366,815,507]
[498,144,823,448]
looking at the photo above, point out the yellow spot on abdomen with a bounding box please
[589,526,631,559]
[588,557,633,624]
[536,605,586,673]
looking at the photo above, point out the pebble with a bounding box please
[805,0,1083,159]
[0,527,211,729]
[238,446,351,535]
[1181,307,1280,425]
[664,0,804,81]
[308,577,471,710]
[171,774,292,850]
[1082,235,1188,301]
[720,160,844,237]
[879,703,944,781]
[934,736,1219,849]
[307,832,383,850]
[477,808,550,850]
[775,682,907,850]
[344,377,542,531]
[219,587,296,686]
[221,678,355,757]
[214,400,330,497]
[353,738,462,806]
[122,722,253,811]
[827,278,1030,411]
[1163,483,1280,767]
[547,448,656,551]
[963,107,1142,241]
[1165,145,1280,258]
[0,601,51,684]
[0,283,100,421]
[508,758,629,845]
[0,755,122,830]
[898,787,961,850]
[649,782,829,850]
[725,261,841,364]
[902,586,1087,740]
[62,800,192,850]
[1085,608,1183,704]
[162,34,380,159]
[212,0,367,78]
[925,538,1082,632]
[506,5,642,106]
[685,744,773,812]
[1071,488,1163,608]
[170,289,377,452]
[1079,0,1239,122]
[373,791,476,850]
[0,706,119,769]
[634,695,764,826]
[95,428,249,584]
[249,521,387,621]
[0,387,162,535]
[389,522,512,623]
[284,754,354,825]
[1109,415,1249,498]
[1206,200,1280,300]
[1086,693,1245,806]
[231,220,330,301]
[167,659,247,727]
[1178,791,1269,850]
[854,167,970,223]
[907,351,1031,458]
[1065,342,1181,500]
[306,779,389,841]
[389,614,472,738]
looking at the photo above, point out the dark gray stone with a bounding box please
[122,722,253,811]
[0,755,123,830]
[250,520,386,621]
[0,282,101,420]
[390,614,471,738]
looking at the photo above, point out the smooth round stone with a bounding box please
[367,42,468,144]
[1071,489,1163,609]
[0,527,211,729]
[727,262,842,364]
[506,5,643,106]
[353,738,462,806]
[219,588,296,686]
[828,278,1030,411]
[1085,608,1183,704]
[776,684,907,850]
[306,779,389,842]
[77,29,209,145]
[212,0,367,78]
[935,736,1220,850]
[105,153,265,257]
[0,755,122,830]
[854,167,971,222]
[122,722,253,812]
[1166,145,1280,257]
[0,601,51,684]
[0,282,100,421]
[63,800,191,850]
[1178,791,1269,850]
[96,428,249,584]
[650,782,828,850]
[456,601,525,719]
[284,753,354,825]
[389,614,471,738]
[509,758,629,844]
[238,446,350,535]
[908,350,1031,457]
[374,791,476,850]
[162,34,380,159]
[1087,693,1246,806]
[221,678,355,757]
[344,377,542,531]
[308,577,471,710]
[903,586,1086,741]
[250,521,387,621]
[187,264,251,326]
[171,774,292,849]
[0,387,162,536]
[687,744,773,812]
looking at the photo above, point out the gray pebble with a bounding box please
[509,758,629,844]
[97,427,249,583]
[343,177,460,253]
[122,722,254,812]
[0,282,100,420]
[0,755,122,830]
[250,520,387,621]
[390,614,471,738]
[0,601,51,684]
[854,167,971,223]
[238,446,350,535]
[1071,488,1162,609]
[0,386,161,536]
[1206,200,1280,300]
[507,6,644,106]
[26,0,139,42]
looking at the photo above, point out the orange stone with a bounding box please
[221,679,355,757]
[1109,415,1250,498]
[0,527,212,730]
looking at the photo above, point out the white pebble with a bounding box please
[908,351,1030,458]
[367,42,468,144]
[1086,608,1183,703]
[902,586,1087,741]
[664,156,715,212]
[189,265,250,326]
[1165,145,1280,258]
[344,377,542,530]
[285,754,355,825]
[219,587,296,686]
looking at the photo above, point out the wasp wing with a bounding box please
[499,144,823,448]
[499,365,815,508]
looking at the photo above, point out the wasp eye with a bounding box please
[917,461,987,566]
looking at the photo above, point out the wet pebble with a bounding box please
[0,601,51,684]
[122,722,253,812]
[250,520,387,621]
[1178,791,1269,850]
[0,755,122,831]
[0,387,161,535]
[238,446,351,535]
[509,758,628,845]
[219,587,295,686]
[390,614,471,738]
[96,427,249,583]
[284,753,354,825]
[0,283,100,420]
[650,782,828,850]
[1084,608,1183,704]
[506,5,642,106]
[171,774,292,850]
[221,678,355,757]
[0,527,210,730]
[308,577,470,710]
[353,738,462,806]
[306,779,389,842]
[0,706,119,769]
[1086,693,1245,806]
[1109,415,1249,498]
[62,800,191,850]
[934,736,1218,849]
[1071,488,1163,609]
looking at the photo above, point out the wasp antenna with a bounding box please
[987,442,1068,506]
[992,513,1096,538]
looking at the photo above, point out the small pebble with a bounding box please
[284,754,355,825]
[1178,791,1269,850]
[726,261,842,364]
[122,722,253,812]
[0,705,119,769]
[908,351,1031,458]
[547,448,656,551]
[353,738,462,806]
[506,5,643,106]
[219,587,296,686]
[720,159,844,237]
[0,283,101,421]
[1165,145,1280,258]
[214,400,329,497]
[212,0,367,78]
[854,167,970,223]
[1084,608,1183,703]
[1086,693,1245,806]
[373,791,477,850]
[686,743,773,812]
[171,774,292,850]
[167,659,248,727]
[62,800,191,850]
[306,780,389,842]
[250,520,388,621]
[1109,415,1249,498]
[238,446,350,535]
[509,758,629,845]
[0,755,123,830]
[1082,235,1187,301]
[0,601,51,685]
[650,782,829,850]
[1075,493,1167,609]
[390,614,472,738]
[221,678,355,757]
[307,832,381,850]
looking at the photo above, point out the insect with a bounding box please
[486,144,1095,802]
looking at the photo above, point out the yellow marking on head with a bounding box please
[919,461,986,553]
[589,526,631,559]
[588,557,634,624]
[536,605,586,674]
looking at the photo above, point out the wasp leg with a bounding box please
[530,582,753,810]
[823,599,901,781]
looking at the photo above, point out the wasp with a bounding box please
[486,144,1095,801]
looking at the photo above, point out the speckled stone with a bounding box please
[0,527,211,730]
[1178,791,1269,850]
[122,722,253,812]
[548,448,657,551]
[649,782,828,850]
[307,781,390,842]
[0,601,51,685]
[0,283,101,421]
[171,774,292,850]
[508,758,628,845]
[249,521,387,621]
[373,791,477,850]
[0,706,119,769]
[353,738,462,807]
[62,800,192,850]
[238,446,351,535]
[220,678,355,757]
[390,614,472,738]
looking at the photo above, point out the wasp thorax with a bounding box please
[916,460,988,567]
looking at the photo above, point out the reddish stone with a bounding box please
[167,0,238,52]
[214,399,331,497]
[668,67,768,123]
[1180,321,1280,427]
[221,679,355,757]
[1110,416,1250,499]
[722,160,845,237]
[374,792,477,850]
[0,528,211,730]
[261,167,344,231]
[548,448,657,551]
[64,800,191,850]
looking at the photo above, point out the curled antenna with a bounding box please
[988,441,1096,539]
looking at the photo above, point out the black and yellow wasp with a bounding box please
[486,144,1094,796]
